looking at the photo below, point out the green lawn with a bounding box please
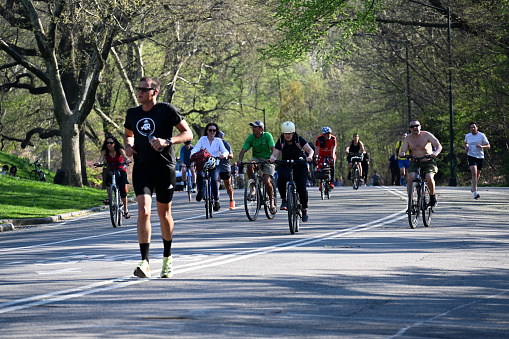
[0,152,109,220]
[0,175,106,219]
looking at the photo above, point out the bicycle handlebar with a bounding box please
[95,162,131,169]
[275,158,307,165]
[404,155,432,161]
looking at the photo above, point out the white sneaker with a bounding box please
[191,187,197,193]
[474,191,480,200]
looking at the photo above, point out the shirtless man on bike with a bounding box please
[399,120,442,207]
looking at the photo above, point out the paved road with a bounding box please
[1,186,508,338]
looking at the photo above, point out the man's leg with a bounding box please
[407,172,417,195]
[264,174,275,210]
[470,165,478,192]
[157,201,174,278]
[181,164,187,182]
[134,194,152,278]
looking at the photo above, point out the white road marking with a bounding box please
[0,211,406,314]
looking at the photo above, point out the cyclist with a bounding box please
[345,133,365,181]
[399,120,442,207]
[180,140,197,193]
[191,123,228,211]
[237,120,277,214]
[95,135,132,219]
[219,131,235,209]
[315,126,336,190]
[269,121,314,222]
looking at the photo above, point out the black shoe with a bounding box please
[430,195,437,208]
[213,201,220,211]
[196,190,203,202]
[302,209,309,222]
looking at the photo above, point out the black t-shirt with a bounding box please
[124,102,184,170]
[275,136,308,164]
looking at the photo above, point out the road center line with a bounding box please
[0,211,405,314]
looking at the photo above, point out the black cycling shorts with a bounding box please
[132,166,176,204]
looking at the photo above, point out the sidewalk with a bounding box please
[0,197,137,232]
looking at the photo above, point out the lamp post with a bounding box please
[408,0,456,186]
[353,33,412,125]
[236,102,266,131]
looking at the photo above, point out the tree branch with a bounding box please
[21,127,61,148]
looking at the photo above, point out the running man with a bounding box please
[124,77,193,279]
[464,122,490,200]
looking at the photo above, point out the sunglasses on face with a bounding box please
[410,125,420,128]
[208,129,216,132]
[136,87,155,92]
[106,142,115,145]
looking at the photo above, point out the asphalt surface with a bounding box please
[0,185,508,338]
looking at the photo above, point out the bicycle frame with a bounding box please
[349,153,363,190]
[96,162,127,228]
[316,156,332,200]
[203,167,214,219]
[242,161,277,221]
[276,159,306,234]
[407,155,434,229]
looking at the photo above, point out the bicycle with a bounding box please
[242,161,277,221]
[202,165,215,219]
[349,152,363,190]
[276,159,307,234]
[95,162,129,228]
[182,164,194,202]
[30,160,46,182]
[315,156,333,200]
[406,155,435,229]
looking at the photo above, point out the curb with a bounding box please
[0,196,137,232]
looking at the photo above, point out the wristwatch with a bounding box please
[166,138,173,146]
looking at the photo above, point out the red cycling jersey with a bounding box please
[106,152,126,172]
[315,134,337,160]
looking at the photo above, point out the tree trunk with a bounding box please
[60,116,83,187]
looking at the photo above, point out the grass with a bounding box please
[0,151,107,220]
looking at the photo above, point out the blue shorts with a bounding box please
[398,159,410,169]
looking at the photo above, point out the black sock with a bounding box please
[163,239,172,258]
[140,243,150,262]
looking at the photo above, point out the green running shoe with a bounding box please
[160,256,173,278]
[134,259,151,278]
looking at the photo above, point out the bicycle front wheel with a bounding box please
[39,171,46,182]
[205,178,213,219]
[320,180,325,200]
[422,184,432,227]
[287,183,297,234]
[263,177,277,220]
[186,177,192,202]
[352,166,360,190]
[244,179,260,221]
[408,182,420,229]
[109,185,120,228]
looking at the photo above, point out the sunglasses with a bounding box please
[106,142,115,145]
[410,124,420,128]
[208,129,217,132]
[136,87,155,92]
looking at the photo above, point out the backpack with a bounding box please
[190,149,213,171]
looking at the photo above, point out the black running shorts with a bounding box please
[132,166,176,204]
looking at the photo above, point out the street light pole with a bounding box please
[408,0,457,186]
[236,102,266,131]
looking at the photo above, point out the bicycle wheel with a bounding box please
[264,177,277,220]
[422,184,432,227]
[352,166,360,190]
[30,170,37,180]
[244,179,260,221]
[320,180,325,200]
[326,182,331,199]
[186,176,192,202]
[205,178,212,219]
[287,183,297,234]
[118,198,123,227]
[39,171,46,182]
[109,185,119,228]
[408,182,420,229]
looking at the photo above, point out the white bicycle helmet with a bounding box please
[281,121,295,133]
[203,157,216,170]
